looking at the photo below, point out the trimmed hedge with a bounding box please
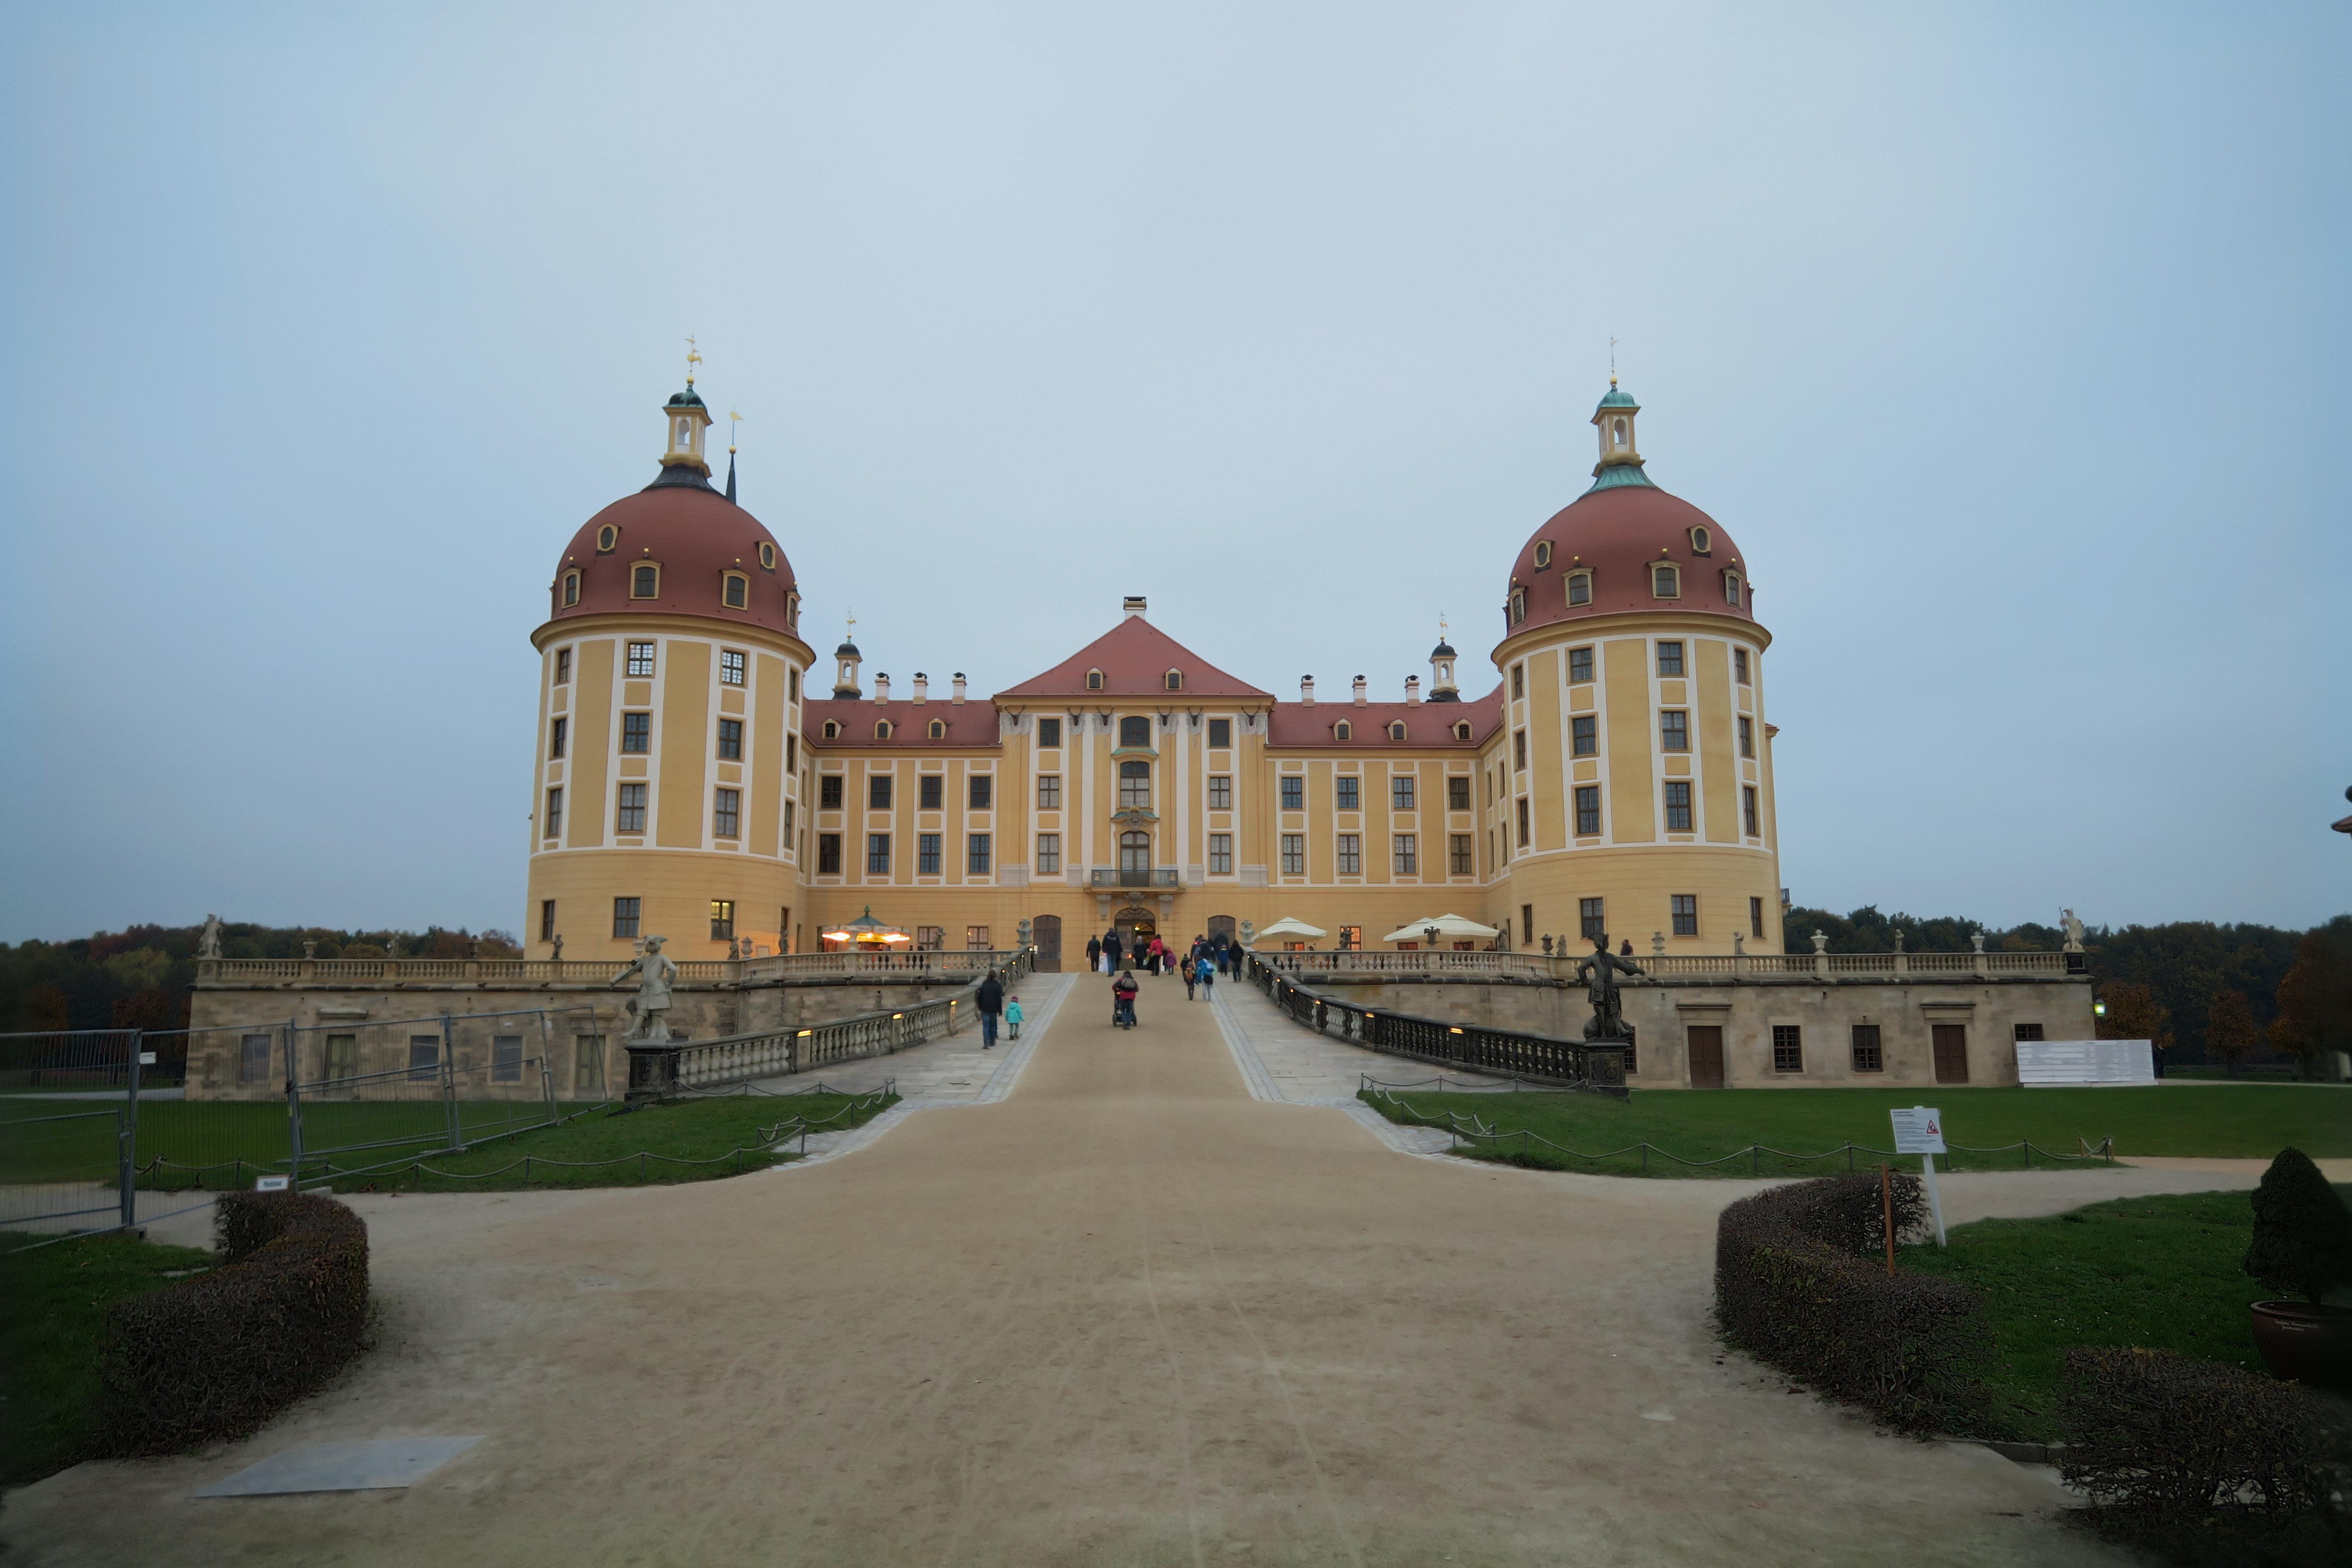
[99,1191,369,1452]
[2060,1347,2351,1547]
[1715,1173,1993,1433]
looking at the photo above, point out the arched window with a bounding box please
[1612,416,1629,449]
[1533,540,1553,568]
[822,720,840,739]
[596,524,618,553]
[722,572,749,609]
[1453,721,1472,741]
[1119,830,1151,872]
[1118,715,1151,747]
[631,564,661,598]
[1334,721,1352,741]
[1567,571,1592,606]
[1086,669,1104,691]
[562,571,581,607]
[757,541,777,571]
[875,720,893,740]
[1118,760,1150,808]
[1510,587,1526,624]
[1164,669,1183,691]
[1388,722,1407,741]
[928,719,946,739]
[1723,572,1742,607]
[1651,564,1678,599]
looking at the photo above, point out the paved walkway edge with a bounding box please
[1208,983,1458,1160]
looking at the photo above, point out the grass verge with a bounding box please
[1360,1082,2352,1176]
[0,1231,215,1485]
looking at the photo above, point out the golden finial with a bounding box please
[1439,613,1449,640]
[685,334,703,386]
[729,409,743,454]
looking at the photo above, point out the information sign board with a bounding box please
[254,1174,291,1192]
[1888,1106,1945,1155]
[2016,1040,2154,1085]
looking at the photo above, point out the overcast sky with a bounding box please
[3,2,2345,944]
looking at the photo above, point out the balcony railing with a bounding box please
[198,950,1032,988]
[1256,949,2076,982]
[1089,868,1180,888]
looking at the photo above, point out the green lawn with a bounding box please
[322,1089,897,1192]
[0,1230,215,1485]
[1361,1082,2352,1177]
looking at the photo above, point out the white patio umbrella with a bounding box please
[1379,913,1501,944]
[1253,917,1328,945]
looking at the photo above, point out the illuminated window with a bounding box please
[720,649,745,686]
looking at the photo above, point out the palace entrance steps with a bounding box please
[7,964,2128,1567]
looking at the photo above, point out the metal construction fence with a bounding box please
[0,1029,154,1242]
[1358,1075,2119,1177]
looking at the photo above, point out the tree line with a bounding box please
[1783,905,2352,1071]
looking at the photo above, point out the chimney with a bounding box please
[874,673,891,704]
[1122,596,1147,619]
[1351,675,1368,705]
[1405,676,1422,704]
[951,672,967,705]
[1300,676,1315,707]
[911,672,928,705]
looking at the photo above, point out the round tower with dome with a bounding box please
[1488,380,1781,956]
[524,375,815,960]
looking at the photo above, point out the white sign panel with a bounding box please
[254,1174,291,1192]
[138,1051,157,1065]
[2017,1039,2154,1086]
[1889,1106,1946,1155]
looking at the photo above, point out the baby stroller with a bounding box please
[1112,972,1139,1029]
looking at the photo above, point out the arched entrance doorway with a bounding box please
[1113,905,1157,954]
[1031,913,1062,972]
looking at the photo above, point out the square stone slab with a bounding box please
[195,1436,483,1497]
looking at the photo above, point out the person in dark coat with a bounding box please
[1104,931,1124,972]
[1086,934,1102,972]
[975,969,1004,1048]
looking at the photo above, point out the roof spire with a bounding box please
[685,334,701,387]
[725,409,741,503]
[1609,335,1618,387]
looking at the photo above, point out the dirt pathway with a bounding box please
[3,973,2127,1568]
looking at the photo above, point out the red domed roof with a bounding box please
[1505,480,1756,637]
[547,482,799,635]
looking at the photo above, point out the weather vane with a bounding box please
[845,609,857,643]
[729,409,743,454]
[685,334,703,387]
[1609,336,1618,386]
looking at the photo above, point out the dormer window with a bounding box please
[1566,570,1592,607]
[1453,721,1472,741]
[596,525,619,553]
[1532,540,1553,569]
[1689,525,1711,555]
[632,564,661,598]
[1387,721,1407,741]
[1164,669,1183,691]
[757,541,777,571]
[1723,572,1742,607]
[822,720,841,740]
[1509,587,1526,625]
[928,719,946,739]
[1334,721,1352,741]
[562,571,581,607]
[722,572,749,609]
[875,720,893,740]
[1086,669,1104,691]
[1651,564,1679,599]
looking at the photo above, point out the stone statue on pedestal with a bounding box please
[1574,934,1645,1043]
[197,914,223,959]
[610,935,677,1043]
[2060,909,2086,953]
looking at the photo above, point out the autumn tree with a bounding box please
[2267,925,2352,1080]
[2096,981,2174,1053]
[2203,989,2260,1077]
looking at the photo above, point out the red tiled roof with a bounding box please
[548,485,798,633]
[804,698,998,748]
[1266,686,1503,748]
[995,616,1272,701]
[1504,484,1757,641]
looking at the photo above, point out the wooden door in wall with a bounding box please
[1032,915,1062,972]
[1686,1026,1725,1089]
[1932,1024,1970,1084]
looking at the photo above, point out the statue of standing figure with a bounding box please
[1574,932,1645,1042]
[610,935,677,1042]
[2060,908,2086,953]
[197,913,224,959]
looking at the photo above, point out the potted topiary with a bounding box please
[2244,1146,2352,1391]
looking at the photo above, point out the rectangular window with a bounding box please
[869,775,892,810]
[549,716,567,759]
[784,801,793,833]
[1851,1024,1883,1073]
[1038,775,1061,808]
[1208,833,1233,874]
[554,648,571,684]
[1336,834,1361,875]
[1036,833,1061,874]
[1738,715,1754,757]
[1663,781,1693,832]
[1734,648,1750,684]
[574,1035,602,1094]
[788,668,799,701]
[710,899,735,940]
[1750,896,1765,938]
[1575,785,1601,836]
[967,926,991,951]
[1660,710,1689,750]
[1773,1024,1804,1073]
[817,833,842,874]
[545,787,563,839]
[627,641,655,677]
[1580,897,1605,940]
[1571,714,1597,756]
[1515,796,1531,846]
[616,783,647,833]
[969,775,992,809]
[1512,663,1525,699]
[1393,834,1417,874]
[819,775,843,809]
[967,834,991,874]
[1568,646,1594,684]
[1521,903,1535,943]
[919,775,943,810]
[1280,776,1304,810]
[612,896,641,937]
[713,787,740,838]
[1118,763,1151,808]
[1038,717,1062,748]
[1743,786,1760,836]
[720,649,746,686]
[1208,775,1232,809]
[316,1034,358,1082]
[787,733,798,770]
[540,898,557,940]
[492,1035,523,1083]
[1208,717,1231,749]
[621,712,651,753]
[915,925,944,952]
[1336,776,1360,811]
[717,718,743,760]
[1280,834,1305,875]
[1656,641,1684,677]
[1391,776,1415,810]
[1449,833,1473,874]
[1514,729,1528,770]
[1671,894,1697,937]
[917,833,942,874]
[408,1034,440,1083]
[1448,776,1471,811]
[2014,1023,2046,1042]
[238,1032,272,1086]
[867,834,891,875]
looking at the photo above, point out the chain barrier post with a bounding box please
[441,1014,461,1152]
[284,1018,304,1186]
[119,1028,144,1229]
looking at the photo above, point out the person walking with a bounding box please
[1182,957,1197,1000]
[1104,930,1124,973]
[1004,994,1023,1041]
[1085,934,1102,973]
[975,968,1004,1049]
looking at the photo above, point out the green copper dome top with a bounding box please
[666,386,707,410]
[1594,383,1638,412]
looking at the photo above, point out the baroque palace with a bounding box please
[530,375,1782,969]
[187,372,2090,1093]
